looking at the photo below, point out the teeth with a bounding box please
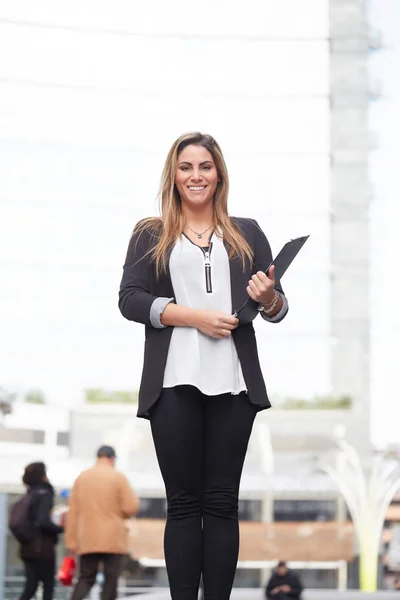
[188,186,205,191]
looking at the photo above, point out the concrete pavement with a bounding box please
[123,590,400,600]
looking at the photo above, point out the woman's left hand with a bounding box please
[246,265,276,306]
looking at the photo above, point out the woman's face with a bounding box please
[175,144,220,211]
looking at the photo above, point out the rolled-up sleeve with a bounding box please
[259,292,289,323]
[119,226,160,326]
[150,297,174,328]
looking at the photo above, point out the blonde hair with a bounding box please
[135,132,253,276]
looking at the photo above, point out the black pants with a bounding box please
[150,386,258,600]
[70,553,123,600]
[20,559,55,600]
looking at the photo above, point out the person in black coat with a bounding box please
[18,462,63,600]
[266,562,303,600]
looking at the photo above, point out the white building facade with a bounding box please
[0,0,335,419]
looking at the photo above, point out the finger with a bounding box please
[266,265,276,282]
[246,285,258,302]
[250,277,266,295]
[250,274,263,288]
[252,274,276,301]
[255,271,269,284]
[252,273,272,294]
[219,329,232,337]
[221,315,239,326]
[248,279,261,298]
[219,322,235,331]
[212,330,230,339]
[221,321,237,331]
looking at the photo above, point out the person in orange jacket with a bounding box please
[65,445,139,600]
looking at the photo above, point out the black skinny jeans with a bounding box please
[150,385,257,600]
[20,559,55,600]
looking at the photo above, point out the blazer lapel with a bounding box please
[157,234,252,312]
[224,240,250,315]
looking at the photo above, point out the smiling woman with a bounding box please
[134,132,255,277]
[175,145,220,213]
[118,132,289,600]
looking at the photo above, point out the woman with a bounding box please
[19,462,63,600]
[119,132,288,599]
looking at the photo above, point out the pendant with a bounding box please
[197,234,202,239]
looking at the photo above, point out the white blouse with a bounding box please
[148,231,288,396]
[163,233,247,395]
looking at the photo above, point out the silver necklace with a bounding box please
[186,225,212,239]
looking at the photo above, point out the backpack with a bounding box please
[9,491,38,544]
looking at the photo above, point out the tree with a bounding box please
[0,387,15,419]
[280,395,352,410]
[25,389,47,404]
[85,389,138,404]
[322,439,400,591]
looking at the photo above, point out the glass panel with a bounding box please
[274,499,336,522]
[136,498,167,519]
[292,568,337,589]
[238,500,262,521]
[56,431,69,447]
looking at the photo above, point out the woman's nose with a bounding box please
[191,169,202,181]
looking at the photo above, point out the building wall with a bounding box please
[368,0,400,449]
[329,0,371,454]
[0,0,333,406]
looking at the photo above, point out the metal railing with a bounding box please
[5,580,400,600]
[2,578,155,600]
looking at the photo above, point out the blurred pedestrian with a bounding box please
[65,445,139,600]
[119,132,289,599]
[14,462,63,600]
[266,562,303,600]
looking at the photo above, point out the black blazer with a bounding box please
[119,217,287,418]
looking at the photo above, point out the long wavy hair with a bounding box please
[135,132,253,276]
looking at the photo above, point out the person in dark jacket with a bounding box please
[19,462,63,600]
[266,562,303,600]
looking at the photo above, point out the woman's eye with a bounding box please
[202,165,212,170]
[180,166,190,172]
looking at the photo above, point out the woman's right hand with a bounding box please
[193,310,239,339]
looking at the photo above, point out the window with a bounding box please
[33,430,45,444]
[273,499,336,522]
[233,568,260,588]
[292,568,337,589]
[0,427,44,444]
[137,498,167,519]
[136,498,261,521]
[238,499,262,521]
[57,431,69,447]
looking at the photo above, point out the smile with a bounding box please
[187,186,206,191]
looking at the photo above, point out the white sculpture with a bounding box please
[323,439,400,591]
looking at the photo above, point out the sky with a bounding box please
[0,0,399,448]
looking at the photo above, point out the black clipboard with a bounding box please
[233,235,310,323]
